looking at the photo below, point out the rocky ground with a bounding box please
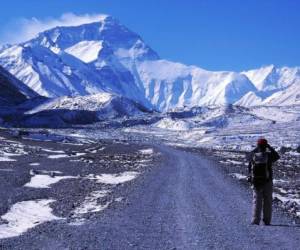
[0,139,299,250]
[0,128,160,244]
[183,146,300,223]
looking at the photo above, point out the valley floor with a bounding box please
[0,129,299,249]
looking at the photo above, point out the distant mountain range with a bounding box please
[0,15,299,112]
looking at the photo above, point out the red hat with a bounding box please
[257,138,268,146]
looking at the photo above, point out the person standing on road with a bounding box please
[247,138,280,225]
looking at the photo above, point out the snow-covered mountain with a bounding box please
[27,92,148,118]
[0,15,299,112]
[242,65,300,93]
[136,60,257,110]
[262,82,300,106]
[0,16,156,109]
[241,65,300,106]
[234,91,262,107]
[16,92,151,128]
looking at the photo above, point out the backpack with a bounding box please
[252,151,270,186]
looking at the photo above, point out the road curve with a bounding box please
[1,144,299,249]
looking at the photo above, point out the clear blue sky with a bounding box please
[0,0,299,71]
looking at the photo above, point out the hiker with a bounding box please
[247,138,280,225]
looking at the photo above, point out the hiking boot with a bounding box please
[251,221,259,225]
[263,221,271,226]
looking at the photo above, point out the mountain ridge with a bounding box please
[0,15,299,111]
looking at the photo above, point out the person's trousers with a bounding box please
[252,180,273,224]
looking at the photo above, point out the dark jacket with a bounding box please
[247,145,280,181]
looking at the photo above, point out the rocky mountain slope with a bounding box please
[0,66,38,106]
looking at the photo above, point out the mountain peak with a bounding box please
[0,15,299,110]
[263,64,275,70]
[242,64,277,91]
[22,15,159,62]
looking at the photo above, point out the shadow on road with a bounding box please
[270,224,300,228]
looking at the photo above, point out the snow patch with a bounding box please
[115,197,124,202]
[65,40,103,63]
[29,162,40,166]
[273,193,300,206]
[0,168,13,172]
[42,148,65,153]
[73,190,110,215]
[0,157,16,162]
[225,160,243,165]
[288,151,300,156]
[24,175,76,188]
[87,171,139,185]
[48,154,69,159]
[0,199,59,239]
[155,118,191,131]
[230,173,247,180]
[0,146,28,162]
[28,93,113,114]
[47,152,86,159]
[139,148,154,155]
[273,179,289,184]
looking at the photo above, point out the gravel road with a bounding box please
[1,143,299,250]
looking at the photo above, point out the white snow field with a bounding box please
[0,199,59,239]
[73,190,110,215]
[69,171,140,222]
[86,171,139,185]
[139,148,154,155]
[65,41,103,63]
[26,93,112,114]
[0,157,16,162]
[24,174,76,188]
[155,118,192,131]
[120,105,300,152]
[24,170,139,189]
[0,139,29,162]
